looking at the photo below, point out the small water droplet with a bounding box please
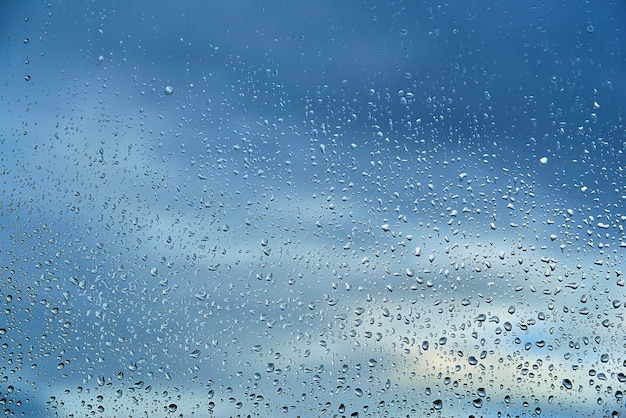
[562,378,573,389]
[433,399,443,410]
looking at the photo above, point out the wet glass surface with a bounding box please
[1,1,625,416]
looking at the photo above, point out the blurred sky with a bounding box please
[1,1,625,417]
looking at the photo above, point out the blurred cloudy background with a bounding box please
[1,1,624,416]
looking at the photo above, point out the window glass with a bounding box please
[1,1,624,416]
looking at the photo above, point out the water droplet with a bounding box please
[562,378,573,389]
[164,85,174,95]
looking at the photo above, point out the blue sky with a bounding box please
[1,1,625,417]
